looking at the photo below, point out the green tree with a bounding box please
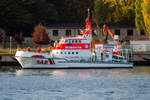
[0,30,3,43]
[33,0,59,24]
[93,0,111,23]
[135,0,145,33]
[0,0,59,36]
[94,0,135,24]
[63,0,93,23]
[142,0,150,35]
[0,0,27,33]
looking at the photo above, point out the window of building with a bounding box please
[68,52,70,54]
[72,52,74,54]
[127,29,133,36]
[66,30,71,36]
[115,30,120,35]
[53,30,58,36]
[76,52,78,54]
[140,30,145,35]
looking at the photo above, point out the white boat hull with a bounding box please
[15,56,133,69]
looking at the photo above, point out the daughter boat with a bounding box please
[15,11,133,69]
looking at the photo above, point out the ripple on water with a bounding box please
[0,67,150,100]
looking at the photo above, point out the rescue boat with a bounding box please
[15,10,133,69]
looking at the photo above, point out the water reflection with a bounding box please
[1,66,150,100]
[15,67,150,78]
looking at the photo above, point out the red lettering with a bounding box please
[37,60,40,64]
[44,60,48,64]
[48,58,55,64]
[37,60,49,64]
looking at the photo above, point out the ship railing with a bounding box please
[93,48,133,62]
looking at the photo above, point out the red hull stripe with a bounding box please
[32,55,44,58]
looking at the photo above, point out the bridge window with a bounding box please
[79,40,81,43]
[72,40,74,43]
[53,30,58,36]
[75,40,78,43]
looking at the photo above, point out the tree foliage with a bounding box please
[0,30,3,43]
[62,0,93,23]
[142,0,150,35]
[94,0,110,23]
[94,0,135,24]
[1,0,150,37]
[135,0,145,33]
[32,24,50,45]
[0,0,59,36]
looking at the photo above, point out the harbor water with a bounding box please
[0,66,150,100]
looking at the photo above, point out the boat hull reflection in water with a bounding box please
[0,67,150,100]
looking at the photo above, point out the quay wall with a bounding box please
[0,54,20,66]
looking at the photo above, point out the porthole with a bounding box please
[72,40,74,43]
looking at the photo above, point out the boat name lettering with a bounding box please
[37,60,48,64]
[37,58,55,65]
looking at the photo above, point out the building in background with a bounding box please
[46,23,148,42]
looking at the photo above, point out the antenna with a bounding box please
[87,8,90,18]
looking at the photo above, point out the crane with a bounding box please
[103,24,115,42]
